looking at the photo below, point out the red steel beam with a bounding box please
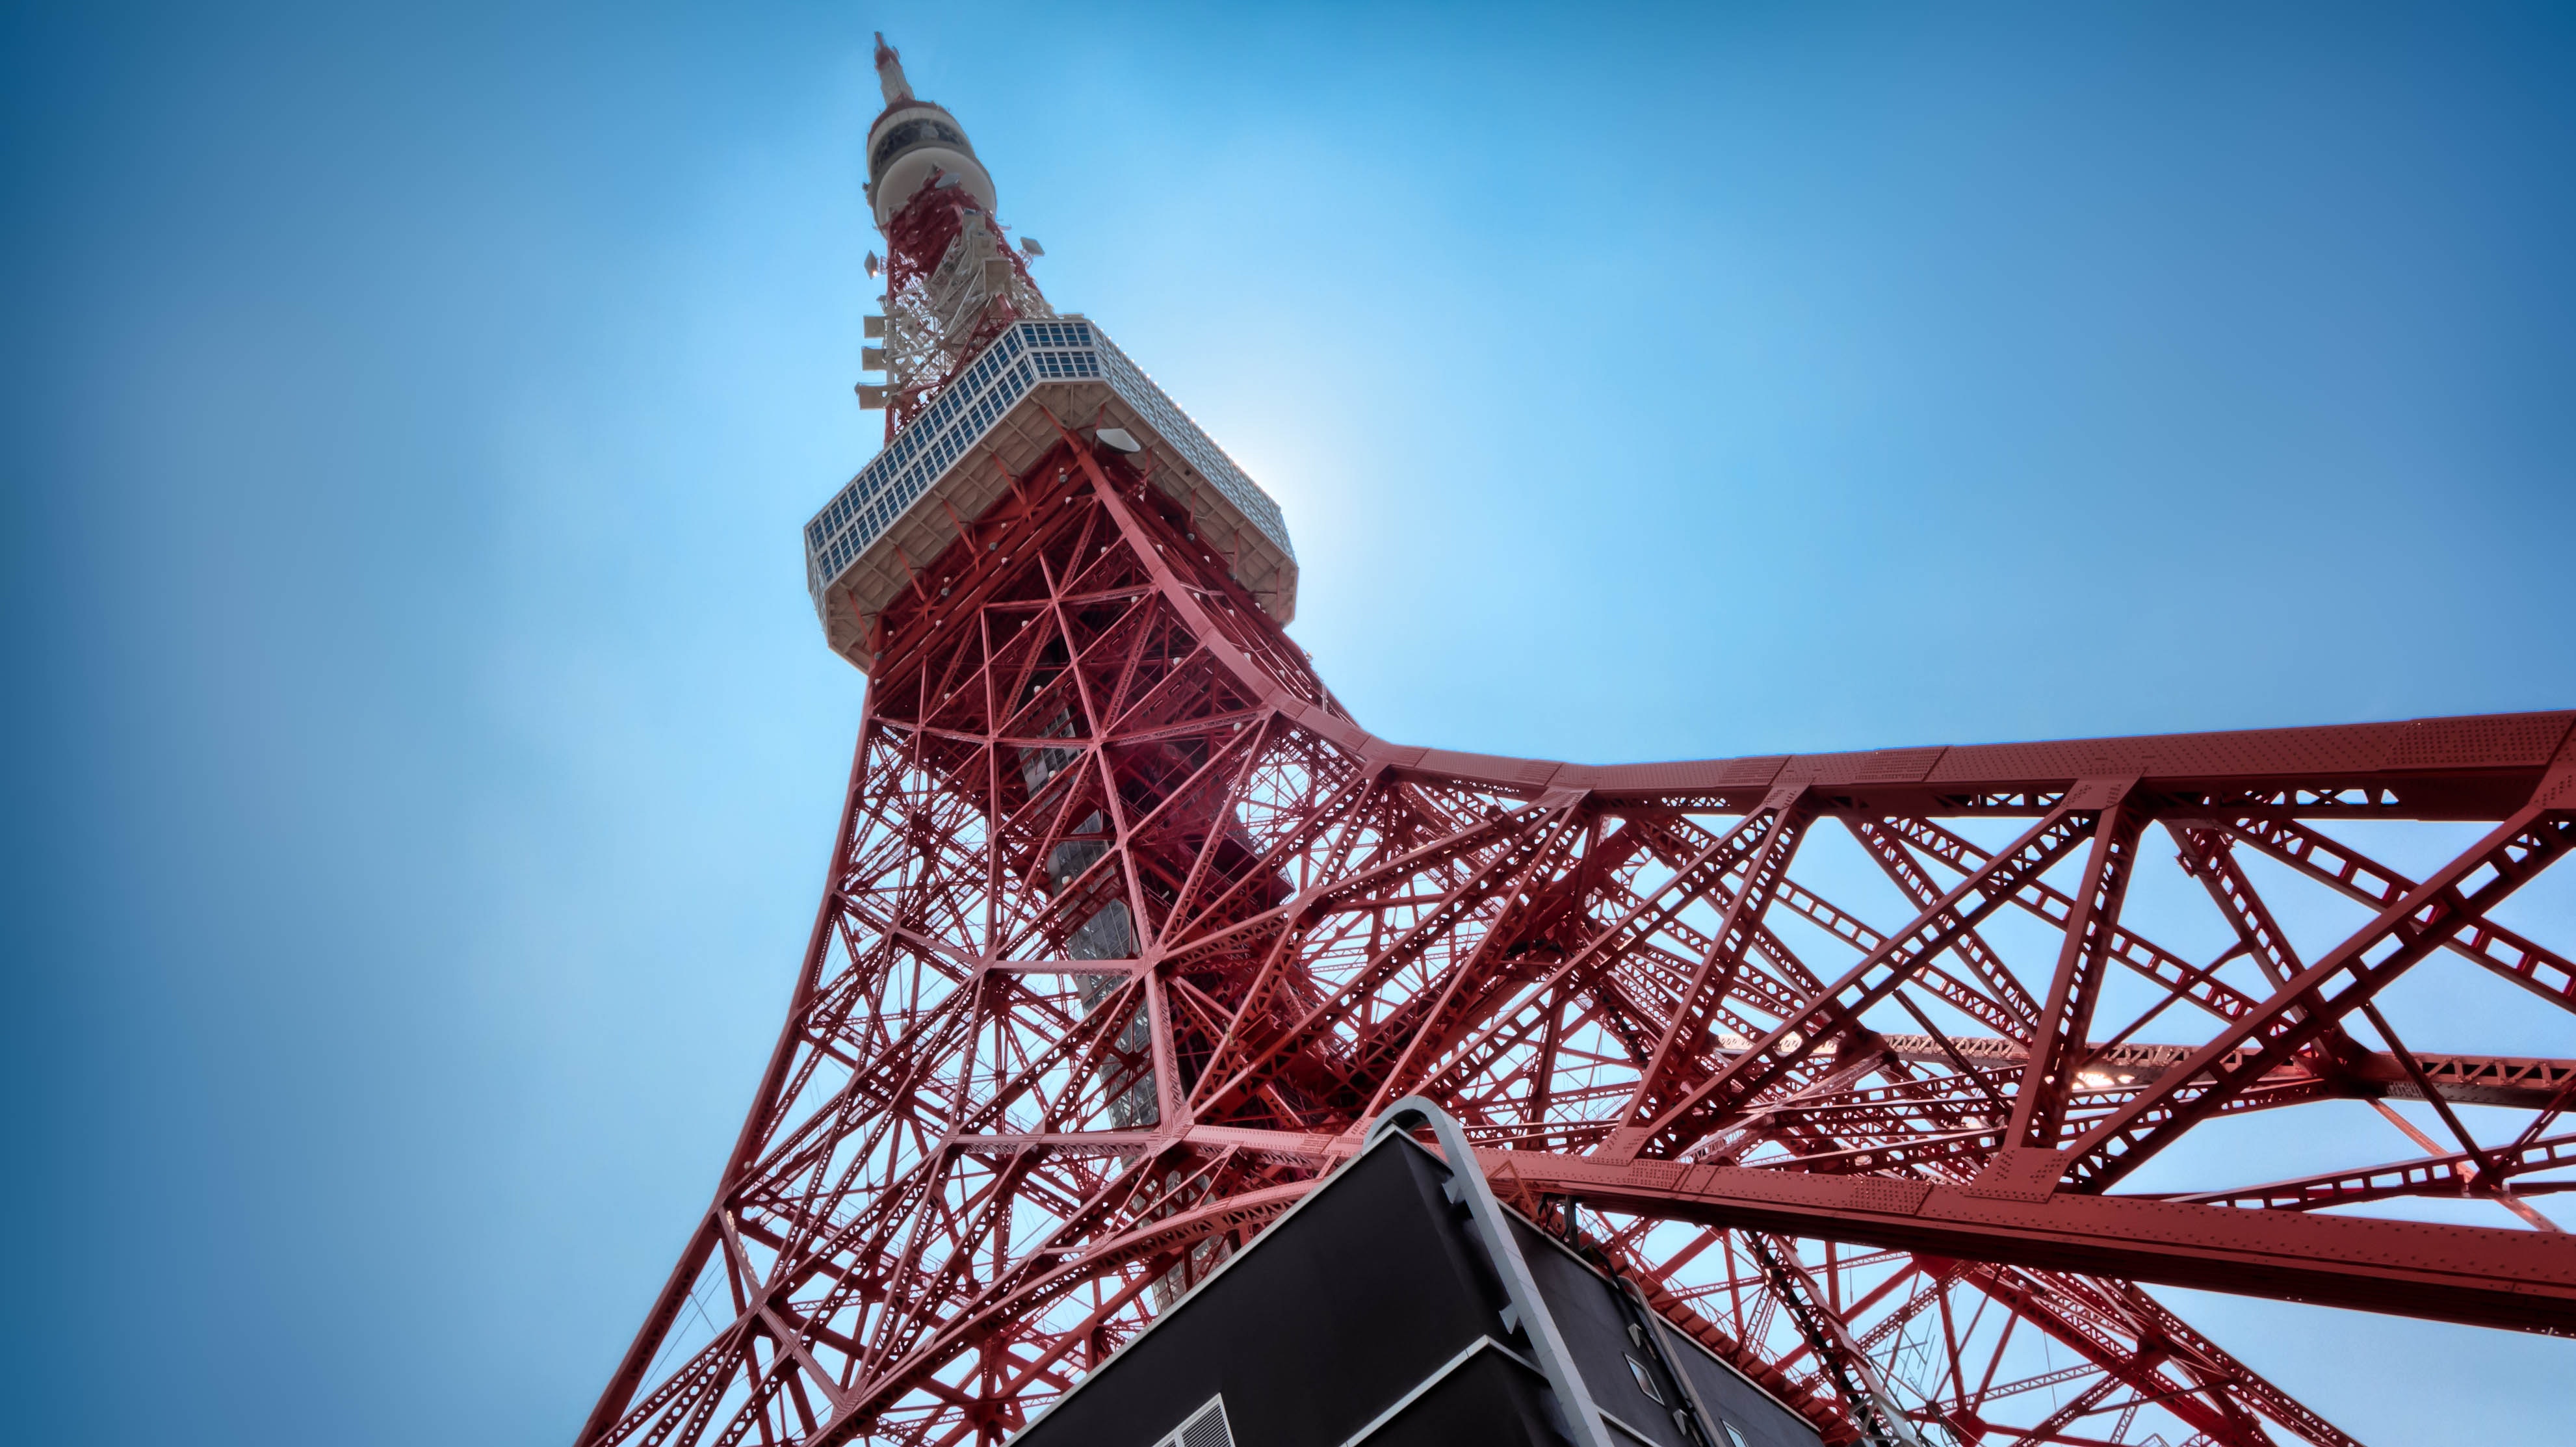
[1485,1150,2576,1335]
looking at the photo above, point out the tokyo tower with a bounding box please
[578,35,2576,1447]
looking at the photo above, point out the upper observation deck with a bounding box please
[804,317,1297,674]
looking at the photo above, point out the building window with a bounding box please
[1626,1355,1664,1404]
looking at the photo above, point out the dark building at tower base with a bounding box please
[1009,1130,1828,1447]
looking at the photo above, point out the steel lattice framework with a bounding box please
[579,437,2576,1447]
[581,35,2576,1447]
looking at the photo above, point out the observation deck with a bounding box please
[803,318,1298,674]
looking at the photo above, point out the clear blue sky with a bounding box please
[5,3,2573,1443]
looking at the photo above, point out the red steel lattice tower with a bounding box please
[579,38,2576,1447]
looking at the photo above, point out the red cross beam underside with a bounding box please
[582,430,2576,1447]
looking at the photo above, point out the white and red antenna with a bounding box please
[855,33,1050,433]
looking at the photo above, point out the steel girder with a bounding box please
[579,437,2576,1447]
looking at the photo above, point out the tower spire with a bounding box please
[871,31,912,107]
[857,36,1051,436]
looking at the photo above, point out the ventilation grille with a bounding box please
[1151,1394,1234,1447]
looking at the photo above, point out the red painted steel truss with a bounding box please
[581,436,2576,1447]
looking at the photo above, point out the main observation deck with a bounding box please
[803,319,1298,674]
